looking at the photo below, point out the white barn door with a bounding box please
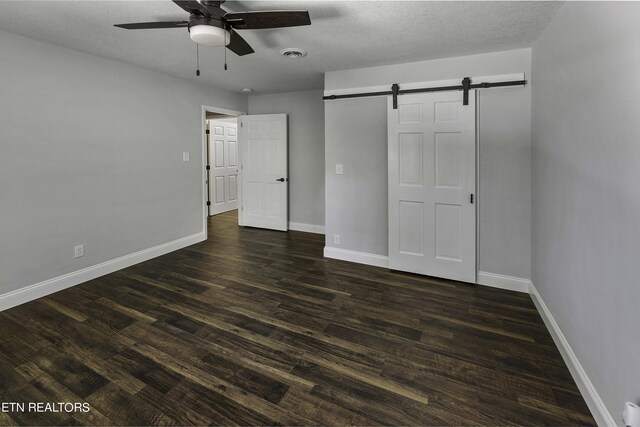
[239,114,288,231]
[208,119,239,216]
[388,91,476,283]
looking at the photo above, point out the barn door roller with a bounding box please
[324,76,527,109]
[391,83,400,109]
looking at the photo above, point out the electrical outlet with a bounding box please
[333,234,341,245]
[336,164,344,175]
[74,244,85,258]
[182,151,190,162]
[623,402,640,427]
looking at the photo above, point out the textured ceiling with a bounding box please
[0,1,562,94]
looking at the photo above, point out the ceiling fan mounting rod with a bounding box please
[188,14,225,31]
[202,0,225,8]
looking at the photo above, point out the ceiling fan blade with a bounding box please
[227,30,255,56]
[114,21,189,30]
[172,0,210,16]
[224,11,311,30]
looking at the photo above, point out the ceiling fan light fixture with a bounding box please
[190,25,230,47]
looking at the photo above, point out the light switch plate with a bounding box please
[336,164,344,175]
[74,244,85,258]
[183,152,190,162]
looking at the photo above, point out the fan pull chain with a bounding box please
[224,36,228,71]
[196,44,201,76]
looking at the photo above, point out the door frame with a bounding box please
[208,117,240,216]
[475,92,480,284]
[201,105,246,239]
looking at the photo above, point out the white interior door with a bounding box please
[239,114,288,231]
[388,90,476,283]
[208,119,239,216]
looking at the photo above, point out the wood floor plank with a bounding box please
[163,379,279,426]
[133,385,212,426]
[30,347,111,399]
[85,383,176,426]
[14,362,114,426]
[279,384,377,426]
[0,210,595,426]
[199,352,291,404]
[130,342,312,425]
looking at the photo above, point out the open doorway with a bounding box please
[201,105,245,235]
[201,106,290,234]
[206,113,239,216]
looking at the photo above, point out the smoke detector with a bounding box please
[280,48,307,58]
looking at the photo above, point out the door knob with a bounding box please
[276,178,286,182]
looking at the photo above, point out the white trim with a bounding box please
[324,73,525,98]
[529,282,616,427]
[0,232,205,312]
[475,91,481,284]
[323,247,389,268]
[202,105,246,232]
[288,222,325,234]
[237,116,244,227]
[202,107,209,236]
[202,105,246,118]
[477,271,530,293]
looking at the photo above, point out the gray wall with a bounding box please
[325,97,388,254]
[248,90,325,228]
[532,2,640,420]
[325,49,532,280]
[0,30,246,295]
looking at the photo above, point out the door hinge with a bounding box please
[206,165,210,170]
[240,121,243,128]
[205,129,210,135]
[470,194,474,204]
[206,201,211,206]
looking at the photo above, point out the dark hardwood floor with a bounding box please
[0,211,594,426]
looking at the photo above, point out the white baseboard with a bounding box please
[0,232,206,312]
[288,222,325,234]
[323,246,389,268]
[529,282,616,427]
[477,271,531,293]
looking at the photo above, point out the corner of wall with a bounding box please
[529,282,616,427]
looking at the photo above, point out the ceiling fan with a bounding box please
[114,0,311,56]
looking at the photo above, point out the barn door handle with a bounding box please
[276,178,286,182]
